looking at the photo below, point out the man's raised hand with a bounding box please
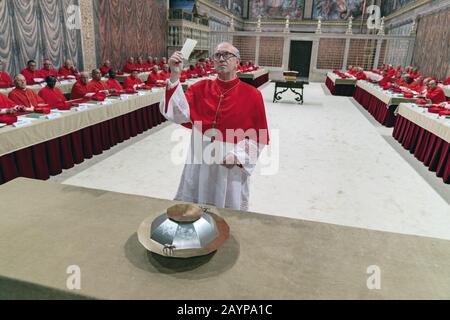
[169,51,184,83]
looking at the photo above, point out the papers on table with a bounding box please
[13,119,33,127]
[73,104,90,112]
[46,112,62,120]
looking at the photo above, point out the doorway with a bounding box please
[289,41,313,80]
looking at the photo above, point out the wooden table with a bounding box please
[272,79,308,104]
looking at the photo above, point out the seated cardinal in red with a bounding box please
[426,80,446,104]
[38,76,67,109]
[70,72,91,100]
[99,60,112,76]
[21,60,44,85]
[123,57,137,74]
[59,59,80,78]
[106,70,123,91]
[123,70,144,89]
[0,59,13,88]
[146,66,163,85]
[0,92,20,111]
[87,69,110,93]
[9,74,45,108]
[40,59,58,78]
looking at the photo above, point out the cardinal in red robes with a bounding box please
[123,70,144,89]
[0,93,20,110]
[158,57,167,70]
[426,80,446,104]
[99,60,112,76]
[87,69,110,93]
[160,42,269,211]
[144,56,154,71]
[106,70,123,92]
[160,64,171,80]
[21,60,44,85]
[9,74,45,108]
[0,59,13,88]
[146,66,163,85]
[136,57,146,72]
[123,57,137,74]
[0,93,26,123]
[38,76,67,109]
[70,72,91,100]
[40,59,58,78]
[0,70,13,88]
[58,59,79,78]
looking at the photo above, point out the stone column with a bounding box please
[373,39,383,70]
[342,38,351,70]
[79,0,97,72]
[255,36,260,65]
[281,35,290,70]
[303,0,313,19]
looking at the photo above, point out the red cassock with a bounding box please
[0,93,17,109]
[356,71,367,80]
[21,68,44,85]
[394,78,404,86]
[0,71,13,88]
[144,62,154,71]
[71,81,89,100]
[123,76,143,89]
[443,77,450,86]
[146,71,162,85]
[196,68,206,77]
[165,77,269,145]
[181,70,192,79]
[160,71,171,80]
[40,68,58,78]
[136,64,146,72]
[123,63,137,74]
[8,88,45,107]
[59,66,79,77]
[348,69,358,76]
[38,86,67,108]
[87,80,109,93]
[99,65,111,76]
[426,87,446,104]
[106,78,123,91]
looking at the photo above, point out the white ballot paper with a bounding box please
[180,38,198,60]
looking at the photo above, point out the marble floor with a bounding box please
[53,82,450,240]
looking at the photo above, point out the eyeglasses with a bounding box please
[213,51,237,61]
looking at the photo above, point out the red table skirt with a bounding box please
[325,77,355,96]
[0,104,166,185]
[325,77,336,95]
[240,72,269,88]
[353,86,396,127]
[393,115,450,184]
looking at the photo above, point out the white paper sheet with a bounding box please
[180,39,198,61]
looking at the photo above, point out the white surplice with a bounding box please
[159,80,265,211]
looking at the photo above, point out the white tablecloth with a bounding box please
[356,80,417,106]
[396,103,450,143]
[326,72,357,85]
[364,71,383,82]
[0,90,164,156]
[238,68,268,80]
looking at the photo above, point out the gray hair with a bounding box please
[216,42,240,60]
